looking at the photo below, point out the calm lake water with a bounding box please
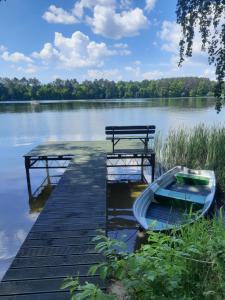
[0,97,225,279]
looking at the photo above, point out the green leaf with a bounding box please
[88,265,99,276]
[99,265,108,280]
[61,277,79,290]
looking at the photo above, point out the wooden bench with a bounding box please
[105,125,156,153]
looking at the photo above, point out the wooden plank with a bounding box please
[0,277,105,296]
[11,254,104,268]
[17,244,98,258]
[31,223,105,232]
[22,236,96,247]
[105,129,155,135]
[3,265,97,281]
[0,291,71,300]
[39,211,105,218]
[36,216,105,226]
[105,125,156,130]
[27,229,103,239]
[42,203,105,209]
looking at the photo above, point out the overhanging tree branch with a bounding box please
[177,0,225,110]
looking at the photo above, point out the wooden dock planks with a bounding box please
[0,144,107,299]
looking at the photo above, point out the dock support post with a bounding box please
[151,153,155,182]
[141,155,144,182]
[45,159,51,185]
[25,156,32,198]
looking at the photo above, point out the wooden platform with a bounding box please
[0,142,108,299]
[0,141,155,299]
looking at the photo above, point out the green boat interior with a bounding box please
[146,173,210,230]
[175,172,210,185]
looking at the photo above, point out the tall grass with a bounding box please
[155,124,225,190]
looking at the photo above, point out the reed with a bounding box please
[156,124,225,190]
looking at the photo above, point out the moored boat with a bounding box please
[133,166,216,231]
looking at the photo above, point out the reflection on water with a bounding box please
[0,97,225,279]
[29,185,54,214]
[107,183,147,252]
[28,172,62,214]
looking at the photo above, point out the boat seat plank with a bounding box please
[155,188,205,204]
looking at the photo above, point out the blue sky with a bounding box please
[0,0,215,82]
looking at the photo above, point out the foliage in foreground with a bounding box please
[155,124,225,190]
[62,216,225,299]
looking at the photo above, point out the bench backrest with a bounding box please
[105,125,156,137]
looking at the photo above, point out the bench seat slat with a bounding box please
[105,130,155,135]
[105,125,155,130]
[106,136,154,140]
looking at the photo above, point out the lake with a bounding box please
[0,97,225,279]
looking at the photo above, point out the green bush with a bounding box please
[62,216,225,299]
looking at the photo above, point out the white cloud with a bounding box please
[87,6,148,39]
[33,31,119,69]
[87,68,122,80]
[113,43,129,49]
[55,31,113,68]
[43,1,148,40]
[125,65,141,77]
[203,68,216,80]
[142,70,162,79]
[0,45,7,52]
[159,20,203,55]
[43,0,116,24]
[0,231,9,259]
[124,60,144,78]
[112,43,131,55]
[125,64,162,80]
[145,0,156,12]
[17,64,38,74]
[73,0,116,19]
[158,20,213,77]
[1,51,32,63]
[43,5,78,24]
[159,21,181,53]
[14,229,27,243]
[120,0,132,9]
[32,43,58,61]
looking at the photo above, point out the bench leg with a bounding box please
[144,141,148,153]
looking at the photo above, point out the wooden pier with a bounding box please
[0,141,155,299]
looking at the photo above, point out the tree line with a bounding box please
[0,77,217,101]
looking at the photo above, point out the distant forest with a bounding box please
[0,77,218,101]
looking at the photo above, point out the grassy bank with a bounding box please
[155,124,225,191]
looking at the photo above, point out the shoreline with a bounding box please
[0,96,217,104]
